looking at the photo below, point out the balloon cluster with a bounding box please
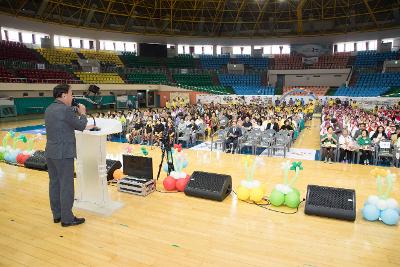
[162,144,190,192]
[3,132,29,164]
[269,161,302,208]
[362,168,399,226]
[16,133,42,165]
[124,145,149,157]
[236,156,266,203]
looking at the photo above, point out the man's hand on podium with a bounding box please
[85,125,95,130]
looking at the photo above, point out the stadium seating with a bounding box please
[80,50,124,66]
[167,55,195,68]
[0,66,16,82]
[283,86,329,96]
[199,55,230,69]
[0,41,41,62]
[126,72,168,84]
[233,86,275,95]
[334,86,390,97]
[37,48,79,65]
[218,74,262,86]
[173,73,213,86]
[17,69,77,83]
[75,72,124,84]
[235,55,269,69]
[120,52,162,68]
[356,72,400,87]
[311,53,350,69]
[354,51,399,68]
[273,55,303,70]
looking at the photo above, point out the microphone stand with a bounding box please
[88,114,101,131]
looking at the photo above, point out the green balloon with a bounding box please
[284,191,301,208]
[0,151,4,161]
[292,188,300,198]
[270,189,285,206]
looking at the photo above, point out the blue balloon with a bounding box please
[182,160,188,168]
[362,204,380,221]
[380,209,399,226]
[163,163,169,173]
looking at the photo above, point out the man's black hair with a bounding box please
[53,84,71,98]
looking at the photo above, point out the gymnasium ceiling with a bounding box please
[0,0,399,37]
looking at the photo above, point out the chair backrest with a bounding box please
[264,129,276,138]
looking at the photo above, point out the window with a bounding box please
[232,46,251,55]
[125,42,136,52]
[115,41,124,51]
[71,38,80,48]
[7,30,19,42]
[194,45,213,55]
[178,45,190,54]
[59,36,70,47]
[21,32,32,44]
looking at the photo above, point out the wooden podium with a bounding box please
[74,118,123,215]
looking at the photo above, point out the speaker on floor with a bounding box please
[184,171,232,202]
[106,159,122,181]
[304,184,356,221]
[24,150,47,171]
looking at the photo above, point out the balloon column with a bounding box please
[269,161,302,208]
[162,144,190,192]
[236,156,266,203]
[362,168,399,226]
[0,130,15,161]
[16,133,42,165]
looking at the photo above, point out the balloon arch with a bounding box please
[279,88,318,101]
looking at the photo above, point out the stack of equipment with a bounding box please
[24,150,47,171]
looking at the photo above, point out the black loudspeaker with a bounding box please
[88,85,100,94]
[106,159,122,181]
[24,150,47,171]
[304,185,356,221]
[184,171,232,202]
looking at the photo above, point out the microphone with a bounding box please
[88,114,101,131]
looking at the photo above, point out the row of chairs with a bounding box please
[320,141,400,167]
[211,128,293,156]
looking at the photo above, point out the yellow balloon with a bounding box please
[250,187,264,203]
[236,186,250,201]
[260,182,268,194]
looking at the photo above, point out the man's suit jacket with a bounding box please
[227,126,242,140]
[266,122,279,132]
[45,100,87,159]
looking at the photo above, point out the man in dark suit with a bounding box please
[45,84,92,227]
[225,120,242,153]
[266,118,279,132]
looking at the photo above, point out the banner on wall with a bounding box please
[302,57,319,65]
[170,92,190,105]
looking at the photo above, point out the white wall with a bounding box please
[1,14,400,46]
[268,69,351,87]
[0,83,190,98]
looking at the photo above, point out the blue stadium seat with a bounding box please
[334,86,390,97]
[199,55,230,69]
[354,51,399,68]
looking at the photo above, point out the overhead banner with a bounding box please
[291,44,331,57]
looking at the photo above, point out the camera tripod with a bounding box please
[156,129,175,180]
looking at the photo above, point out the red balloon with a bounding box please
[176,178,189,192]
[163,176,176,191]
[16,153,24,165]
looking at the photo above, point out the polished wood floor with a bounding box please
[0,117,399,267]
